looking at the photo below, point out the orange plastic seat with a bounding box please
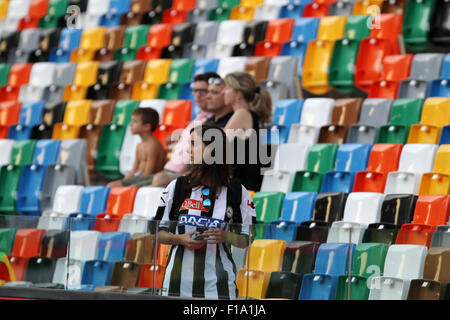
[410,195,450,227]
[0,101,21,126]
[71,27,107,63]
[370,13,403,54]
[302,40,335,95]
[407,125,442,144]
[156,243,171,266]
[52,100,92,140]
[137,24,172,60]
[303,2,331,17]
[254,41,283,57]
[230,6,256,21]
[395,224,434,248]
[105,186,139,218]
[265,18,295,44]
[19,0,49,29]
[138,264,166,290]
[172,0,196,11]
[154,100,192,148]
[241,0,264,7]
[63,62,100,101]
[352,0,384,15]
[12,229,46,258]
[354,38,392,92]
[353,143,403,193]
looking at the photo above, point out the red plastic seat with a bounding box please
[19,0,49,30]
[172,0,196,11]
[93,214,121,233]
[302,2,333,17]
[369,54,414,98]
[0,256,28,282]
[265,18,295,44]
[12,229,46,258]
[354,38,392,92]
[353,144,403,192]
[162,9,188,25]
[138,264,166,290]
[154,100,192,148]
[137,24,172,60]
[105,186,139,217]
[0,101,21,126]
[395,224,434,248]
[410,195,450,227]
[254,41,283,57]
[370,13,403,54]
[0,64,32,101]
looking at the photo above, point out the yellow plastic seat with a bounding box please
[71,27,107,62]
[236,269,268,299]
[419,145,450,195]
[407,125,442,144]
[241,0,264,8]
[352,0,385,15]
[144,59,172,85]
[63,62,100,101]
[52,100,92,140]
[230,6,256,21]
[245,239,286,272]
[302,40,335,95]
[131,83,160,100]
[317,16,347,41]
[420,98,450,128]
[0,0,9,20]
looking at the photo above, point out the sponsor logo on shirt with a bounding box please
[180,199,210,212]
[179,214,226,229]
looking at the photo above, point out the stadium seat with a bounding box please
[100,0,131,27]
[207,20,245,58]
[407,247,450,300]
[63,62,99,101]
[24,257,57,285]
[302,2,331,17]
[253,192,285,226]
[379,194,417,227]
[69,230,101,261]
[157,59,194,100]
[353,143,403,193]
[370,13,403,54]
[309,192,348,224]
[369,245,427,300]
[70,27,107,63]
[0,63,32,102]
[430,225,450,247]
[352,0,384,15]
[161,23,196,59]
[419,145,450,195]
[2,0,32,32]
[292,143,338,193]
[81,259,113,287]
[30,102,66,140]
[405,195,450,230]
[183,21,219,59]
[19,63,57,102]
[0,101,21,137]
[9,102,45,140]
[347,99,393,144]
[114,25,150,62]
[52,100,91,140]
[217,56,248,78]
[335,243,389,300]
[39,0,69,29]
[87,61,123,100]
[49,28,82,63]
[51,258,83,287]
[398,54,445,99]
[40,229,69,258]
[385,144,437,195]
[288,98,334,145]
[266,192,317,242]
[0,139,15,166]
[8,29,40,64]
[45,63,76,103]
[299,243,355,300]
[107,261,140,289]
[329,16,371,94]
[429,54,450,97]
[440,126,450,145]
[94,26,126,61]
[0,229,17,256]
[245,57,271,84]
[328,1,354,16]
[12,228,46,258]
[403,0,437,51]
[381,0,406,14]
[51,185,84,216]
[271,99,304,144]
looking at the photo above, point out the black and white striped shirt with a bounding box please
[155,179,255,299]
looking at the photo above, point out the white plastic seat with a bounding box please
[131,187,164,219]
[253,5,282,20]
[342,192,384,228]
[69,231,101,261]
[369,245,428,300]
[52,258,84,287]
[37,211,67,230]
[118,214,149,234]
[217,57,249,78]
[3,0,31,32]
[52,185,84,216]
[0,140,15,166]
[288,98,334,145]
[264,0,289,5]
[19,63,57,102]
[326,221,367,244]
[260,171,295,193]
[385,144,438,195]
[82,0,111,27]
[139,100,166,121]
[207,21,246,59]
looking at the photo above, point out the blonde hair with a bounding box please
[224,72,272,125]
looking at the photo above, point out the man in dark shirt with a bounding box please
[205,76,234,128]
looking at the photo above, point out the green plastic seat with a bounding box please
[336,243,389,300]
[157,83,183,100]
[253,192,285,239]
[0,229,16,255]
[112,100,140,127]
[219,0,240,9]
[158,59,195,100]
[0,165,23,214]
[39,0,69,29]
[377,99,424,144]
[208,7,232,21]
[329,16,370,94]
[292,144,338,193]
[95,123,127,180]
[115,25,150,62]
[11,140,37,166]
[403,0,437,51]
[0,64,11,87]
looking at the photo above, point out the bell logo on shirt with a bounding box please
[180,199,209,212]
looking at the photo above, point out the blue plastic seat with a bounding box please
[299,243,355,300]
[100,0,131,26]
[279,4,303,18]
[49,28,83,63]
[440,125,450,145]
[81,260,114,287]
[193,59,220,76]
[15,140,61,216]
[321,144,372,193]
[429,54,450,97]
[267,192,317,242]
[270,99,304,144]
[8,102,45,140]
[281,18,320,75]
[80,186,111,218]
[96,232,130,262]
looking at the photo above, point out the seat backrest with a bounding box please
[314,242,355,276]
[343,192,384,226]
[383,244,427,279]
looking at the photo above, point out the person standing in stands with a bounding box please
[107,108,166,188]
[155,124,255,299]
[222,72,272,192]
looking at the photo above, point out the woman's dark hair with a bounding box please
[186,123,232,197]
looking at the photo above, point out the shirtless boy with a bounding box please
[107,108,166,188]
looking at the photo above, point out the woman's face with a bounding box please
[223,84,237,108]
[190,131,205,164]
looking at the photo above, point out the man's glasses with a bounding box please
[202,187,211,208]
[192,88,208,94]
